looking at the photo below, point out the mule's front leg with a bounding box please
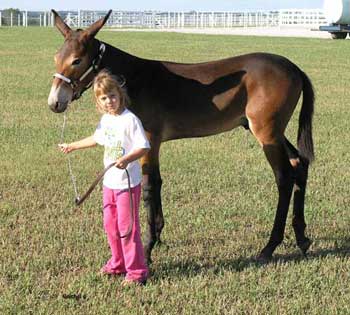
[143,167,164,262]
[141,139,164,264]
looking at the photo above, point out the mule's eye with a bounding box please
[72,59,81,66]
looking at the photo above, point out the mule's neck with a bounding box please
[99,42,151,89]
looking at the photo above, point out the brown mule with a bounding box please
[48,10,314,263]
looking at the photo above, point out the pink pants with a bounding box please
[102,184,148,282]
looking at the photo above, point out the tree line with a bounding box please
[0,8,42,26]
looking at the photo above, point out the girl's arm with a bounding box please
[58,135,97,154]
[115,147,150,169]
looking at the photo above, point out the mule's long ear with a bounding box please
[85,10,112,39]
[51,9,72,38]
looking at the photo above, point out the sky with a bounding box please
[0,1,324,12]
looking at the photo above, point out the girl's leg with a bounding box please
[117,184,148,282]
[102,186,126,274]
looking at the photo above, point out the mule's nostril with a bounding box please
[48,101,64,113]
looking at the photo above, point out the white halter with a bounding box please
[53,42,106,92]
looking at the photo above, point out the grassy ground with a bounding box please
[1,27,350,314]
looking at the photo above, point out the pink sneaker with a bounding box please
[100,261,126,276]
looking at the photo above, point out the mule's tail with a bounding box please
[298,70,315,163]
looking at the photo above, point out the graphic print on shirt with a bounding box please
[104,126,125,161]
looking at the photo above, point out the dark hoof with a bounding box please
[298,238,312,256]
[143,250,152,265]
[156,240,169,250]
[256,252,272,264]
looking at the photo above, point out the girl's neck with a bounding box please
[108,106,125,116]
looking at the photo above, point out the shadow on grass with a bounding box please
[151,238,350,281]
[62,293,87,301]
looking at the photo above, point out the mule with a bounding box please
[48,10,314,263]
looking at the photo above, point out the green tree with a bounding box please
[1,8,21,26]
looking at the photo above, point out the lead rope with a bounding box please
[60,111,134,239]
[60,110,80,201]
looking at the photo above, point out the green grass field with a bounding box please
[1,27,350,314]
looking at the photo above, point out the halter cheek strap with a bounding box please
[53,42,106,92]
[53,72,72,84]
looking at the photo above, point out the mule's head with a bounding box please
[48,9,112,113]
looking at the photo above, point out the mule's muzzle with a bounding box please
[49,101,68,113]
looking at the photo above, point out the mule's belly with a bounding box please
[163,112,246,141]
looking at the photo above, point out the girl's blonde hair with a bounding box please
[93,69,129,114]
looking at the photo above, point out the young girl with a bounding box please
[59,69,150,286]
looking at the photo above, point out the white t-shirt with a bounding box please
[93,109,150,189]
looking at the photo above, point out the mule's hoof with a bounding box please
[146,255,153,266]
[256,252,272,264]
[298,238,312,256]
[156,240,169,250]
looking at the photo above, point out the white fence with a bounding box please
[0,9,327,28]
[0,11,53,26]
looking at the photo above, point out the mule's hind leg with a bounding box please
[285,138,312,255]
[257,139,295,261]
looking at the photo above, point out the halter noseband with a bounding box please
[53,42,106,100]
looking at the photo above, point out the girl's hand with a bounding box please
[115,157,129,169]
[58,143,74,154]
